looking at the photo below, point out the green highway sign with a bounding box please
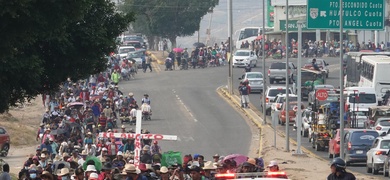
[280,20,308,31]
[307,0,384,30]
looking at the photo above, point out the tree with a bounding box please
[0,0,134,113]
[121,0,218,48]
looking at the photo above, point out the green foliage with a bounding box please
[121,0,218,46]
[0,0,134,113]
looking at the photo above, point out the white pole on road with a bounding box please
[339,0,345,160]
[227,0,233,95]
[262,0,267,126]
[285,0,290,152]
[296,20,303,154]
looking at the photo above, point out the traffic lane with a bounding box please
[120,65,252,160]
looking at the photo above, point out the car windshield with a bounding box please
[379,119,390,126]
[269,89,291,96]
[350,132,378,145]
[348,94,376,103]
[128,51,144,58]
[247,73,263,79]
[119,48,134,54]
[235,51,250,56]
[279,96,298,103]
[270,63,289,69]
[380,140,390,149]
[126,42,142,48]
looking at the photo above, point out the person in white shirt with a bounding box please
[89,75,97,88]
[97,83,106,94]
[141,103,151,113]
[68,93,76,103]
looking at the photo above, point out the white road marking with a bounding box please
[172,89,197,122]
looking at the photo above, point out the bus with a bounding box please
[358,55,390,104]
[344,52,390,87]
[235,27,273,49]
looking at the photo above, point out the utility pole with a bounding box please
[228,0,233,94]
[339,0,345,160]
[296,20,304,154]
[262,0,267,127]
[285,0,290,152]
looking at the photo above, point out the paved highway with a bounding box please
[231,56,386,179]
[117,65,252,160]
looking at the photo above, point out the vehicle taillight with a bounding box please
[214,173,235,179]
[348,142,352,150]
[267,171,287,178]
[375,151,386,155]
[266,98,269,103]
[376,126,382,130]
[268,69,270,76]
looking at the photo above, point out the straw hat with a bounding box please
[89,172,99,180]
[86,165,97,172]
[122,164,140,174]
[247,158,257,166]
[58,168,70,176]
[80,150,88,156]
[203,161,217,170]
[160,166,169,173]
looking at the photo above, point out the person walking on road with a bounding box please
[111,70,120,85]
[144,54,153,72]
[239,81,251,108]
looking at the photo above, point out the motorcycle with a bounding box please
[165,58,173,71]
[180,58,188,70]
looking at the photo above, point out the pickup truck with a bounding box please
[267,62,296,84]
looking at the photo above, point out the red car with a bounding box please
[328,129,349,158]
[0,126,10,157]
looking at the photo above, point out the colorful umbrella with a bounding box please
[173,48,184,53]
[223,154,248,165]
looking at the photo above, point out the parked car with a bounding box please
[374,117,390,136]
[260,86,292,116]
[271,94,298,113]
[118,46,136,58]
[303,59,330,78]
[343,129,379,166]
[329,129,350,158]
[232,50,258,68]
[278,102,304,125]
[240,72,264,93]
[0,126,10,157]
[366,136,390,174]
[268,62,296,84]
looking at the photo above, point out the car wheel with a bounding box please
[373,161,379,175]
[384,164,389,177]
[1,144,9,157]
[366,161,373,173]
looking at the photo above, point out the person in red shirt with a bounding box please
[98,114,108,130]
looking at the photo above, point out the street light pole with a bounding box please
[285,0,290,152]
[296,20,303,154]
[339,0,345,160]
[262,0,267,126]
[228,0,233,94]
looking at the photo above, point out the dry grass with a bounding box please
[0,96,43,147]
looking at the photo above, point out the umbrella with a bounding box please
[67,102,84,108]
[173,47,183,53]
[193,42,205,48]
[223,154,248,165]
[83,156,103,171]
[256,35,263,40]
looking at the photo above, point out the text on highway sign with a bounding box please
[307,0,385,30]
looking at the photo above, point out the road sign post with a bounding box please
[316,89,329,101]
[307,0,385,30]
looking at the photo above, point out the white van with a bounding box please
[344,87,377,113]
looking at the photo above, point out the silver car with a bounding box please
[260,86,292,115]
[373,117,390,136]
[241,72,264,93]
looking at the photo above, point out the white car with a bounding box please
[232,50,257,68]
[241,72,264,93]
[260,86,292,116]
[118,46,136,58]
[373,118,390,136]
[366,136,390,174]
[271,94,298,112]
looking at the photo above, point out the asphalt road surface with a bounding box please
[231,56,385,179]
[117,64,252,160]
